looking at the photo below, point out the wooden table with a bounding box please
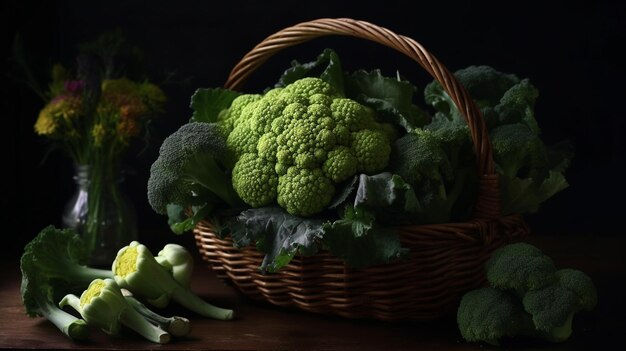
[1,235,624,350]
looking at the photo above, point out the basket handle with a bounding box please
[225,18,500,219]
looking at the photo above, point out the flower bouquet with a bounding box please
[30,34,166,265]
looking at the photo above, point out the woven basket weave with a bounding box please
[194,18,530,321]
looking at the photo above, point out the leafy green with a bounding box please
[324,206,408,269]
[275,48,345,94]
[20,226,113,340]
[351,172,420,222]
[225,173,417,271]
[189,88,240,123]
[166,203,212,235]
[276,48,427,132]
[423,65,572,215]
[345,69,429,132]
[228,207,325,273]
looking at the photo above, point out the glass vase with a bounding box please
[62,164,138,267]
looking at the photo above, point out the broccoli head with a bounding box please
[522,268,598,342]
[458,242,598,345]
[486,242,557,294]
[390,111,475,224]
[457,287,535,346]
[147,122,241,215]
[424,65,572,216]
[220,77,393,217]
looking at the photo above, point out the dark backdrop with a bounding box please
[3,0,625,258]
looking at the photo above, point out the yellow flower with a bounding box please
[59,97,82,121]
[34,108,57,135]
[34,96,81,136]
[92,123,107,147]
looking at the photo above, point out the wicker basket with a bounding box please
[194,18,530,321]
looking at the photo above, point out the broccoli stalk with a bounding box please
[20,257,90,340]
[112,241,234,320]
[19,226,115,340]
[60,279,170,344]
[121,289,191,337]
[21,226,113,289]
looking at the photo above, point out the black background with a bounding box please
[3,0,625,258]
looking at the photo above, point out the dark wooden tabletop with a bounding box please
[1,235,624,350]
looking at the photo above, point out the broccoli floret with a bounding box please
[231,153,278,207]
[522,269,598,342]
[457,287,535,346]
[217,94,262,133]
[423,66,572,216]
[277,167,335,217]
[19,226,114,340]
[494,78,540,132]
[490,123,546,178]
[390,118,475,224]
[147,122,241,215]
[486,242,557,294]
[425,65,519,117]
[221,77,393,217]
[459,243,598,345]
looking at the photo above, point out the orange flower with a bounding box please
[117,116,140,138]
[120,100,148,120]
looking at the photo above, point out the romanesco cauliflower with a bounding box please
[221,77,393,217]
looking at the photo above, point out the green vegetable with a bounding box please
[147,121,241,217]
[391,123,475,223]
[154,243,194,287]
[21,257,90,340]
[121,288,191,337]
[221,77,393,217]
[457,243,597,345]
[424,65,572,215]
[485,242,557,294]
[60,278,170,344]
[226,173,413,272]
[19,226,115,340]
[112,241,234,320]
[148,49,572,274]
[457,287,535,346]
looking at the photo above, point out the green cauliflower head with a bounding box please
[223,77,392,217]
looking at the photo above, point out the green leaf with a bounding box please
[346,69,429,131]
[353,173,420,220]
[190,88,240,123]
[327,175,359,209]
[275,48,345,95]
[229,207,326,273]
[325,206,407,269]
[166,203,212,235]
[500,171,569,215]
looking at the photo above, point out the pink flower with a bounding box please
[64,80,85,95]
